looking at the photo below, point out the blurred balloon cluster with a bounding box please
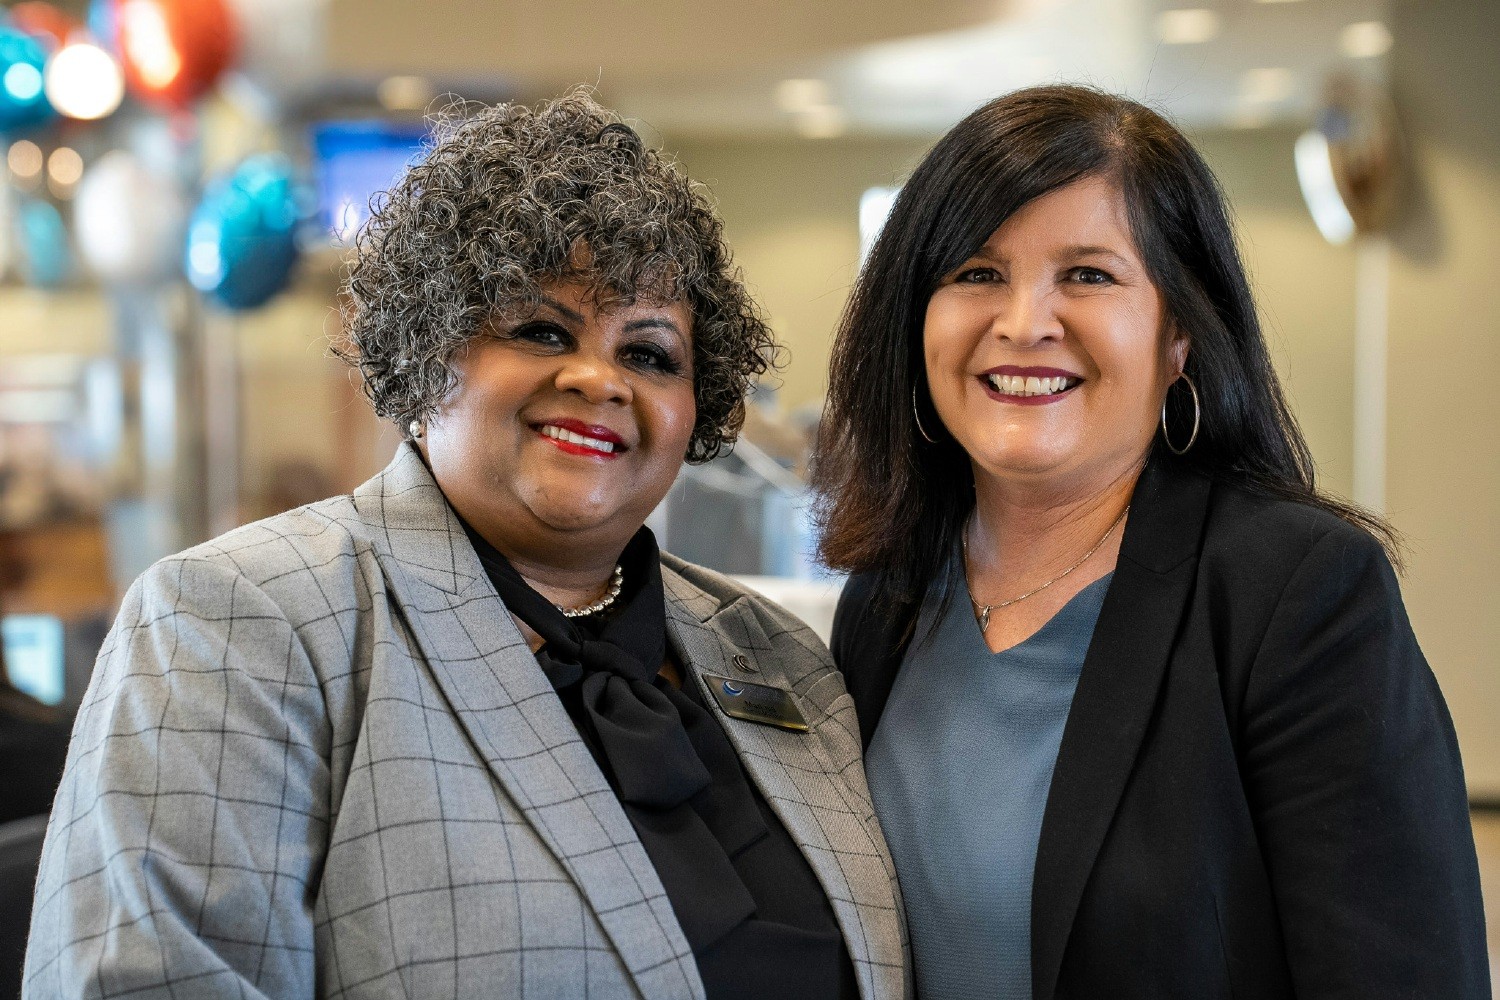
[1,0,322,309]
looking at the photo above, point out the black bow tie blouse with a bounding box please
[461,521,858,1000]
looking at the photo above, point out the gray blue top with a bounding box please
[865,570,1112,1000]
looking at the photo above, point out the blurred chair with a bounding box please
[0,813,47,1000]
[0,531,74,826]
[661,435,829,579]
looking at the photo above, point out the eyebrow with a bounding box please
[623,316,685,339]
[1064,244,1133,263]
[538,295,686,342]
[966,243,1136,265]
[538,295,585,324]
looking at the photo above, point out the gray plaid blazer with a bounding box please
[24,444,909,999]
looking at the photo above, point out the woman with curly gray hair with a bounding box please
[26,92,908,1000]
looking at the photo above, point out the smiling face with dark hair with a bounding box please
[923,175,1187,500]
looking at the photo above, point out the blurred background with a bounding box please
[0,0,1495,979]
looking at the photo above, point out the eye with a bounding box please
[954,266,1001,284]
[506,321,571,349]
[1069,266,1115,286]
[622,341,685,376]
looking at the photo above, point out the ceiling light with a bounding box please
[1255,0,1307,4]
[377,75,433,112]
[775,78,830,113]
[1339,21,1393,59]
[1230,109,1270,130]
[3,62,45,103]
[47,147,84,188]
[44,42,126,121]
[1156,9,1220,45]
[7,140,43,180]
[795,104,846,140]
[1294,131,1356,245]
[1239,67,1297,104]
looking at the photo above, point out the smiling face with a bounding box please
[421,279,696,564]
[923,174,1187,499]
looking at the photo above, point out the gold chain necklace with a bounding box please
[962,505,1129,633]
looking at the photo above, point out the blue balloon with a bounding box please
[16,198,73,289]
[87,0,119,54]
[185,154,307,311]
[0,24,55,133]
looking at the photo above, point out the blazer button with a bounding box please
[732,653,757,673]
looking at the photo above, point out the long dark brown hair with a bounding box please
[813,84,1395,632]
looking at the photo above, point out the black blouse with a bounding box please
[462,523,858,1000]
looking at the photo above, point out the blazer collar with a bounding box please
[353,445,705,1000]
[350,442,488,597]
[661,563,909,1000]
[1030,454,1213,1000]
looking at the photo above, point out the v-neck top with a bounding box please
[864,570,1112,1000]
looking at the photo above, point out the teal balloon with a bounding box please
[185,154,305,311]
[16,198,72,288]
[0,23,55,132]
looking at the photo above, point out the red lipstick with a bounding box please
[533,417,627,459]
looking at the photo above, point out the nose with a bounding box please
[991,282,1063,346]
[553,349,633,406]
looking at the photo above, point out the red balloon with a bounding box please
[9,2,82,50]
[113,0,239,109]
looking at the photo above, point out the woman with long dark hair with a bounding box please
[815,84,1486,999]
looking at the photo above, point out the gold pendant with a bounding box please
[978,605,991,632]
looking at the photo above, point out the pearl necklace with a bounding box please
[962,505,1129,633]
[558,563,624,618]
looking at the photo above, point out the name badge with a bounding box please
[702,674,810,733]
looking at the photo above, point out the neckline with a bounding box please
[962,570,1113,659]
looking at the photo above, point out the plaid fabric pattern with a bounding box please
[24,444,910,1000]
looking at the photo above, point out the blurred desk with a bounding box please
[1,518,115,619]
[0,519,116,709]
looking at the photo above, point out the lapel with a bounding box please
[661,561,910,1000]
[1029,455,1213,1000]
[352,445,703,1000]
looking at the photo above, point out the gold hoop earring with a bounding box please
[912,386,940,444]
[1160,374,1200,456]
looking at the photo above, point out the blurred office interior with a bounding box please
[0,0,1496,987]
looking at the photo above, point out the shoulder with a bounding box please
[130,493,377,632]
[660,551,831,647]
[830,570,909,666]
[833,570,880,619]
[1198,481,1391,595]
[1189,481,1409,685]
[659,551,842,706]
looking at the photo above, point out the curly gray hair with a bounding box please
[337,89,777,463]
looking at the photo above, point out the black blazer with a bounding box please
[833,456,1489,1000]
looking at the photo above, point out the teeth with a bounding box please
[541,424,617,453]
[985,374,1078,397]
